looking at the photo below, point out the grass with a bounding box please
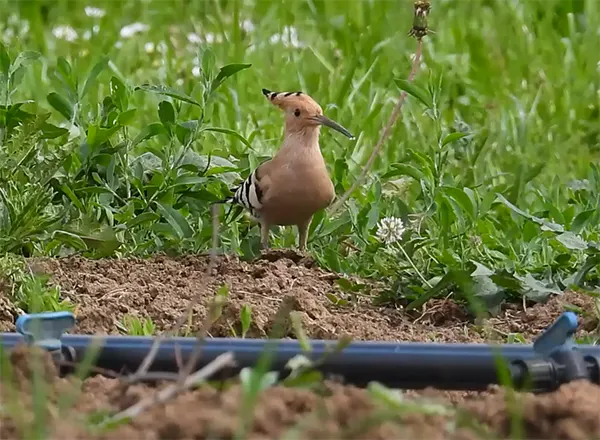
[0,0,598,315]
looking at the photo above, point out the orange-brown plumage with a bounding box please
[229,89,354,251]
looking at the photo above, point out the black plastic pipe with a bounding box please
[2,332,600,390]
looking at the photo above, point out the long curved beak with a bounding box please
[312,115,354,139]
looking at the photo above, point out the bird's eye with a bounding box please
[294,109,301,117]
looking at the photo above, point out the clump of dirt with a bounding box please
[462,380,600,439]
[0,293,21,332]
[3,345,600,440]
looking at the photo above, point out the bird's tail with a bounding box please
[213,195,234,204]
[211,195,239,225]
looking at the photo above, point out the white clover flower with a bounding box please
[83,30,92,40]
[20,20,30,36]
[144,42,155,53]
[120,22,149,38]
[175,78,184,86]
[85,6,106,18]
[191,66,201,77]
[376,216,406,245]
[241,19,255,33]
[269,26,303,48]
[52,25,78,42]
[187,32,202,44]
[8,14,19,26]
[3,28,15,41]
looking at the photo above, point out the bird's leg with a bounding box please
[260,220,270,250]
[297,218,312,252]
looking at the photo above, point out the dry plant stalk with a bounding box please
[329,0,431,215]
[128,202,222,384]
[100,352,235,427]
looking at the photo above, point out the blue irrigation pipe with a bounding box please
[1,311,599,392]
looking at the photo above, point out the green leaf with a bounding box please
[54,56,76,97]
[125,212,159,229]
[567,253,600,286]
[382,163,425,182]
[9,51,41,76]
[470,261,493,277]
[282,369,323,388]
[47,92,74,121]
[472,275,501,299]
[110,76,129,111]
[87,124,121,147]
[117,108,137,126]
[59,184,85,211]
[135,84,201,107]
[158,100,176,126]
[209,63,252,94]
[406,269,471,311]
[440,186,476,220]
[81,56,109,99]
[555,232,587,250]
[173,175,207,187]
[240,304,252,338]
[515,273,562,302]
[57,56,72,79]
[51,230,88,251]
[175,120,199,145]
[131,122,167,148]
[366,204,379,230]
[394,78,432,109]
[490,271,523,292]
[441,132,468,148]
[78,234,123,256]
[496,193,564,232]
[200,47,216,79]
[200,126,252,149]
[0,42,10,76]
[571,209,596,233]
[155,202,193,239]
[39,123,69,139]
[407,150,436,182]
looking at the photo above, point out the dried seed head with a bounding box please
[408,0,431,40]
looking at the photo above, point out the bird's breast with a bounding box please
[261,160,335,226]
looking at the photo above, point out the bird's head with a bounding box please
[261,88,354,139]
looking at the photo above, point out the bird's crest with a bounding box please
[261,88,322,115]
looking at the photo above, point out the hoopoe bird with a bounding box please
[221,88,354,251]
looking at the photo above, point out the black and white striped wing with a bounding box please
[231,169,264,218]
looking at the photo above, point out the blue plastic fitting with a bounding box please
[15,311,76,353]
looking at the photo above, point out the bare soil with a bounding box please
[1,252,600,439]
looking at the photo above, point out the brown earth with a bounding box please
[1,252,600,439]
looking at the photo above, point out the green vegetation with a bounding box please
[117,314,156,336]
[1,0,599,313]
[0,254,74,313]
